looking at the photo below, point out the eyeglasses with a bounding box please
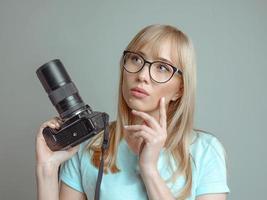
[122,51,183,83]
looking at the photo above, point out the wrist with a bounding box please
[140,165,159,178]
[36,162,60,200]
[36,162,60,179]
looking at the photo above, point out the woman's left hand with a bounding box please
[124,97,167,173]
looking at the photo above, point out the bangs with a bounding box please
[126,27,183,70]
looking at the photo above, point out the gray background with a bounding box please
[0,0,266,199]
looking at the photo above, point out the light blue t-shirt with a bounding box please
[59,131,230,199]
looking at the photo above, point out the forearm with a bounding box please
[36,163,60,200]
[140,168,176,200]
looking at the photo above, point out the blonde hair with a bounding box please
[87,24,197,200]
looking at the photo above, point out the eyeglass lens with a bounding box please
[123,52,175,83]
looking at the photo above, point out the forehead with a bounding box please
[132,36,179,66]
[140,40,173,62]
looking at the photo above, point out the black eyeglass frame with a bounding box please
[123,50,183,83]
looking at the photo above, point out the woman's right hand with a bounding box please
[35,117,79,169]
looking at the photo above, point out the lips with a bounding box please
[130,87,149,96]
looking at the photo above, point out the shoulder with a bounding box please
[65,138,93,164]
[189,131,230,195]
[190,130,227,164]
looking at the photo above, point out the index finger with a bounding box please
[131,110,160,130]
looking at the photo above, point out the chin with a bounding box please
[127,99,154,113]
[127,101,143,111]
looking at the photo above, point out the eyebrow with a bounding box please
[137,51,175,66]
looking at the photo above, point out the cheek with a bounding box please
[154,88,172,101]
[155,80,181,101]
[122,71,135,91]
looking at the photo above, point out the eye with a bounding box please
[130,55,142,64]
[156,64,171,72]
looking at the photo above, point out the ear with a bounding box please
[171,83,184,101]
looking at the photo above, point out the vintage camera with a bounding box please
[36,59,109,151]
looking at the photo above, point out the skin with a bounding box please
[121,40,227,200]
[121,40,183,169]
[122,42,183,121]
[35,39,227,200]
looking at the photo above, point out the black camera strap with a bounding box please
[94,113,109,200]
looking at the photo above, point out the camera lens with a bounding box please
[36,59,86,119]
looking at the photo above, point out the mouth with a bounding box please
[130,87,149,98]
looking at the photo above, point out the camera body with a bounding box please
[43,105,106,151]
[36,59,108,151]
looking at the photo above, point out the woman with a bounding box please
[36,24,230,200]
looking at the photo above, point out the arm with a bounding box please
[196,193,227,200]
[36,163,87,200]
[195,137,230,199]
[36,163,60,200]
[140,168,175,200]
[140,168,228,200]
[139,166,229,200]
[59,182,87,200]
[124,99,229,199]
[124,97,175,200]
[35,117,87,200]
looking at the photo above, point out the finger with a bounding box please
[131,110,160,130]
[139,140,146,157]
[159,97,167,129]
[123,127,138,143]
[54,116,63,124]
[51,117,62,127]
[130,130,153,143]
[123,128,134,143]
[45,121,58,129]
[37,120,59,139]
[38,122,54,136]
[124,124,154,135]
[48,116,63,128]
[40,119,56,129]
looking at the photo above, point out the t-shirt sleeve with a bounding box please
[196,137,230,196]
[59,150,84,193]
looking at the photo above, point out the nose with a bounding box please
[136,63,150,83]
